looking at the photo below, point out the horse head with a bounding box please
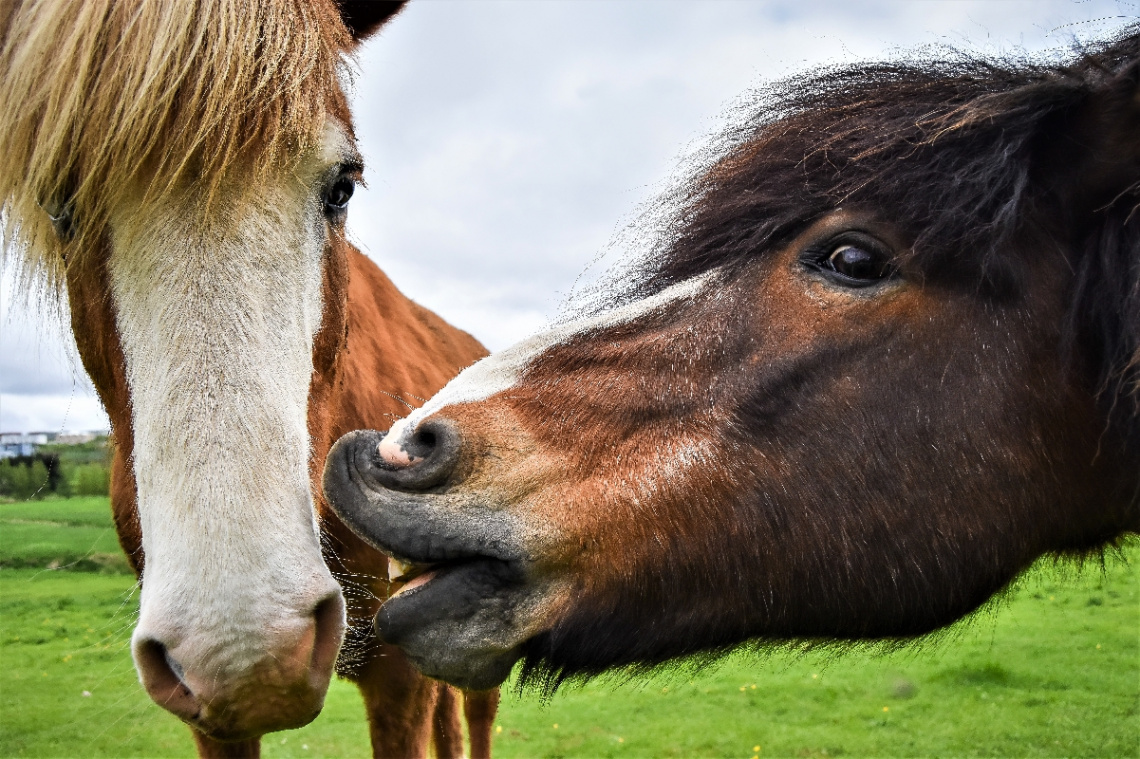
[325,30,1140,691]
[1,0,406,742]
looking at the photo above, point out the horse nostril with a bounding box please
[407,428,436,458]
[373,418,461,491]
[163,646,185,682]
[308,592,346,688]
[134,638,200,721]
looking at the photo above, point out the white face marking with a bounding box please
[395,271,716,435]
[110,126,350,681]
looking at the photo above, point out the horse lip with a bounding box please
[322,429,526,569]
[373,556,528,690]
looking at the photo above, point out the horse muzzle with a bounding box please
[131,587,345,741]
[322,428,550,690]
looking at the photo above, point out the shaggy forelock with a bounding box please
[637,31,1129,289]
[0,0,351,295]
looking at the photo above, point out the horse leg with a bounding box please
[430,685,465,759]
[463,689,500,759]
[355,641,439,758]
[193,732,260,758]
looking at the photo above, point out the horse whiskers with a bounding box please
[375,389,418,412]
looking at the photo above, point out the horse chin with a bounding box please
[374,561,531,690]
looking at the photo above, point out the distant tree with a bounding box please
[38,437,112,498]
[72,464,109,496]
[0,458,52,500]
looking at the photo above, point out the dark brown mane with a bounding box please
[629,27,1139,447]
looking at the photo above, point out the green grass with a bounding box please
[0,497,1136,757]
[0,497,129,572]
[0,568,371,757]
[0,498,118,528]
[490,552,1138,758]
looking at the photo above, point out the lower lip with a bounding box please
[392,569,438,597]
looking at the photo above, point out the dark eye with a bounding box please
[323,176,355,215]
[807,235,897,287]
[46,203,76,241]
[41,192,76,241]
[826,244,893,281]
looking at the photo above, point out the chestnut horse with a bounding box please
[325,29,1140,692]
[0,1,497,757]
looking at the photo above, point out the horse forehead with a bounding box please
[406,272,719,427]
[99,125,353,448]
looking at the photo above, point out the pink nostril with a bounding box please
[134,639,201,721]
[369,418,461,491]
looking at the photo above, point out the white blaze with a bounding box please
[109,131,346,679]
[401,270,716,431]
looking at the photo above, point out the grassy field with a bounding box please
[0,496,1136,757]
[0,497,128,572]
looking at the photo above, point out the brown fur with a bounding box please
[508,31,1140,684]
[310,247,489,755]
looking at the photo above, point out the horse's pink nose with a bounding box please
[375,418,462,490]
[133,592,345,741]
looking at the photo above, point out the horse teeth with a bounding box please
[388,557,414,581]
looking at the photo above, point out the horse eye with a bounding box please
[324,176,355,214]
[824,243,895,284]
[41,195,76,241]
[47,205,75,241]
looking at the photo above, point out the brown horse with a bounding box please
[0,1,497,757]
[324,29,1140,693]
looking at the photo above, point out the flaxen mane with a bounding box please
[0,0,348,293]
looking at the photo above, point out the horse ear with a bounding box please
[337,0,408,42]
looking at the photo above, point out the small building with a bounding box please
[0,432,50,458]
[55,432,98,445]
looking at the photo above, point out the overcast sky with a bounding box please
[2,0,1136,433]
